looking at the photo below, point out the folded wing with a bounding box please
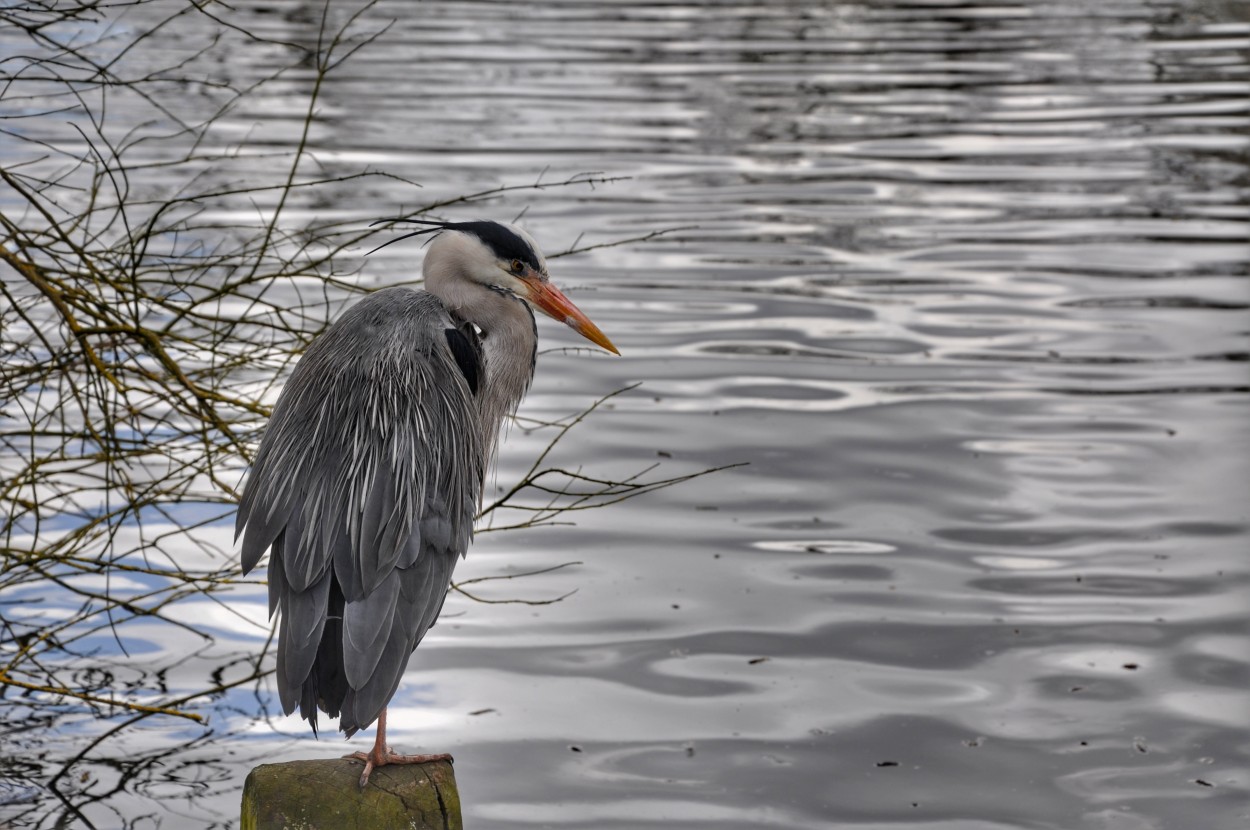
[236,287,483,735]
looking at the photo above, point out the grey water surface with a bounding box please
[3,0,1249,828]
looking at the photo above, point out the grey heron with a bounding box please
[235,219,617,786]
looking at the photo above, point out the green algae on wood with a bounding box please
[241,758,460,830]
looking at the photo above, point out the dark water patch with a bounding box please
[1036,674,1143,701]
[1065,295,1250,309]
[969,574,1230,598]
[426,617,1246,679]
[1195,350,1250,361]
[454,715,1242,830]
[1172,653,1250,687]
[791,563,896,581]
[1040,384,1250,395]
[934,520,1245,549]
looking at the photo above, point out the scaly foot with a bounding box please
[343,746,453,789]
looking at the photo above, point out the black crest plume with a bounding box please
[367,219,542,271]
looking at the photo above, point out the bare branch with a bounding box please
[549,225,699,259]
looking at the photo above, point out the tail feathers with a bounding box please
[274,530,457,738]
[339,547,456,734]
[304,580,347,735]
[341,626,412,735]
[342,571,401,689]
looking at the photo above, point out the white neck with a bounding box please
[424,233,537,473]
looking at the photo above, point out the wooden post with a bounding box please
[241,758,460,830]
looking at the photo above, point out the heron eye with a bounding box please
[511,259,525,273]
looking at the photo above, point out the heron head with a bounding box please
[377,219,619,355]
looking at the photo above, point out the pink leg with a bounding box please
[342,707,453,788]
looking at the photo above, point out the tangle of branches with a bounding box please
[0,0,709,751]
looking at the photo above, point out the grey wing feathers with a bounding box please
[236,287,482,735]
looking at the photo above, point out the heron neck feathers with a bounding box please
[424,238,536,471]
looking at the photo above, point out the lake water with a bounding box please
[2,0,1248,828]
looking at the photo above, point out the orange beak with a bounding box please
[520,269,619,355]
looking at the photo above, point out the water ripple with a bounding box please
[4,0,1248,828]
